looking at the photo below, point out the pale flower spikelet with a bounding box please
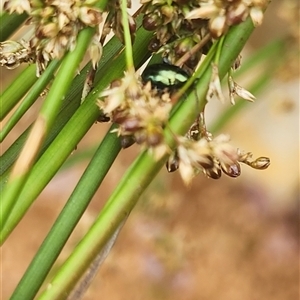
[2,0,104,75]
[185,0,268,38]
[169,133,269,184]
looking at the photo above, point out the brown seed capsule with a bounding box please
[78,7,103,26]
[128,14,137,34]
[148,37,162,52]
[120,135,136,149]
[166,151,180,172]
[147,131,163,146]
[204,165,222,179]
[110,79,122,88]
[112,111,127,124]
[135,130,147,144]
[38,22,59,38]
[143,12,162,31]
[221,162,241,178]
[122,118,142,132]
[196,155,214,170]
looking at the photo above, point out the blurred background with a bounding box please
[1,1,299,299]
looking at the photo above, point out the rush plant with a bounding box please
[1,1,288,299]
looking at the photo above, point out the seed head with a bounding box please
[98,70,172,152]
[0,40,34,69]
[2,0,104,75]
[185,0,267,38]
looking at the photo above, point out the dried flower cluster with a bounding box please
[168,134,270,184]
[185,0,267,37]
[141,0,267,69]
[0,40,34,69]
[2,0,104,74]
[98,70,172,158]
[1,0,138,75]
[104,0,137,44]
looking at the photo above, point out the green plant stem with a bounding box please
[121,0,134,69]
[37,17,257,300]
[0,28,95,231]
[60,145,98,170]
[0,12,28,41]
[0,64,37,120]
[10,124,121,300]
[0,60,60,142]
[214,35,225,64]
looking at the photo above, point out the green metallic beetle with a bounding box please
[142,63,192,172]
[141,63,190,90]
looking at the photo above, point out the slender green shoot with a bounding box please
[121,0,134,69]
[0,64,37,120]
[0,60,61,142]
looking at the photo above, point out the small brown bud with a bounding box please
[120,135,136,149]
[143,12,162,31]
[232,55,242,70]
[122,118,142,132]
[147,130,163,146]
[197,155,214,169]
[148,37,161,52]
[204,165,222,179]
[166,151,180,172]
[110,79,122,88]
[128,14,137,34]
[135,131,147,144]
[250,157,270,170]
[221,162,241,178]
